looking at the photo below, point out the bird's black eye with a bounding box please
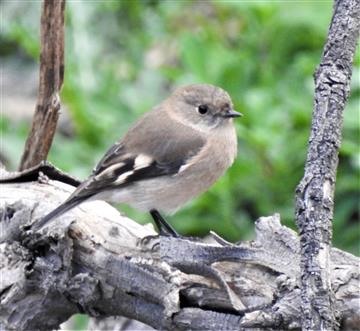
[197,104,208,115]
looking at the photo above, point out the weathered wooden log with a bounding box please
[0,166,358,330]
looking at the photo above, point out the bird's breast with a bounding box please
[174,123,237,196]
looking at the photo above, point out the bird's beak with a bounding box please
[223,109,243,118]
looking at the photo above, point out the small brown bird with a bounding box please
[37,84,242,236]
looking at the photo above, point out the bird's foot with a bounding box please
[149,209,179,238]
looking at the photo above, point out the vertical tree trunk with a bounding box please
[19,0,65,171]
[295,0,360,330]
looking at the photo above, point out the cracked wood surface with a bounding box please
[0,168,359,331]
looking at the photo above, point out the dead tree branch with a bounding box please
[0,165,359,331]
[19,0,65,171]
[295,0,360,330]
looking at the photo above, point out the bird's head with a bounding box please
[166,84,242,132]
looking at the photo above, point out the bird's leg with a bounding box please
[150,209,179,237]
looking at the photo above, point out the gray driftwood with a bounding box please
[0,166,359,331]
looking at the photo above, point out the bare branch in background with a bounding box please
[19,0,65,171]
[295,0,360,330]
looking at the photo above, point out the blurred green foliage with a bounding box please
[1,1,359,258]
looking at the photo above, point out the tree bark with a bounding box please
[19,0,65,171]
[0,165,359,331]
[295,0,360,330]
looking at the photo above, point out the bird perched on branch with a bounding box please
[37,84,242,236]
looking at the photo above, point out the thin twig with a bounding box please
[19,0,65,171]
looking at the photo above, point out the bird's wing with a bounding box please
[36,110,205,228]
[71,110,206,199]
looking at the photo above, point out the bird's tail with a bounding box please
[34,196,88,230]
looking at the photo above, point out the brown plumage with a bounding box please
[37,84,242,235]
